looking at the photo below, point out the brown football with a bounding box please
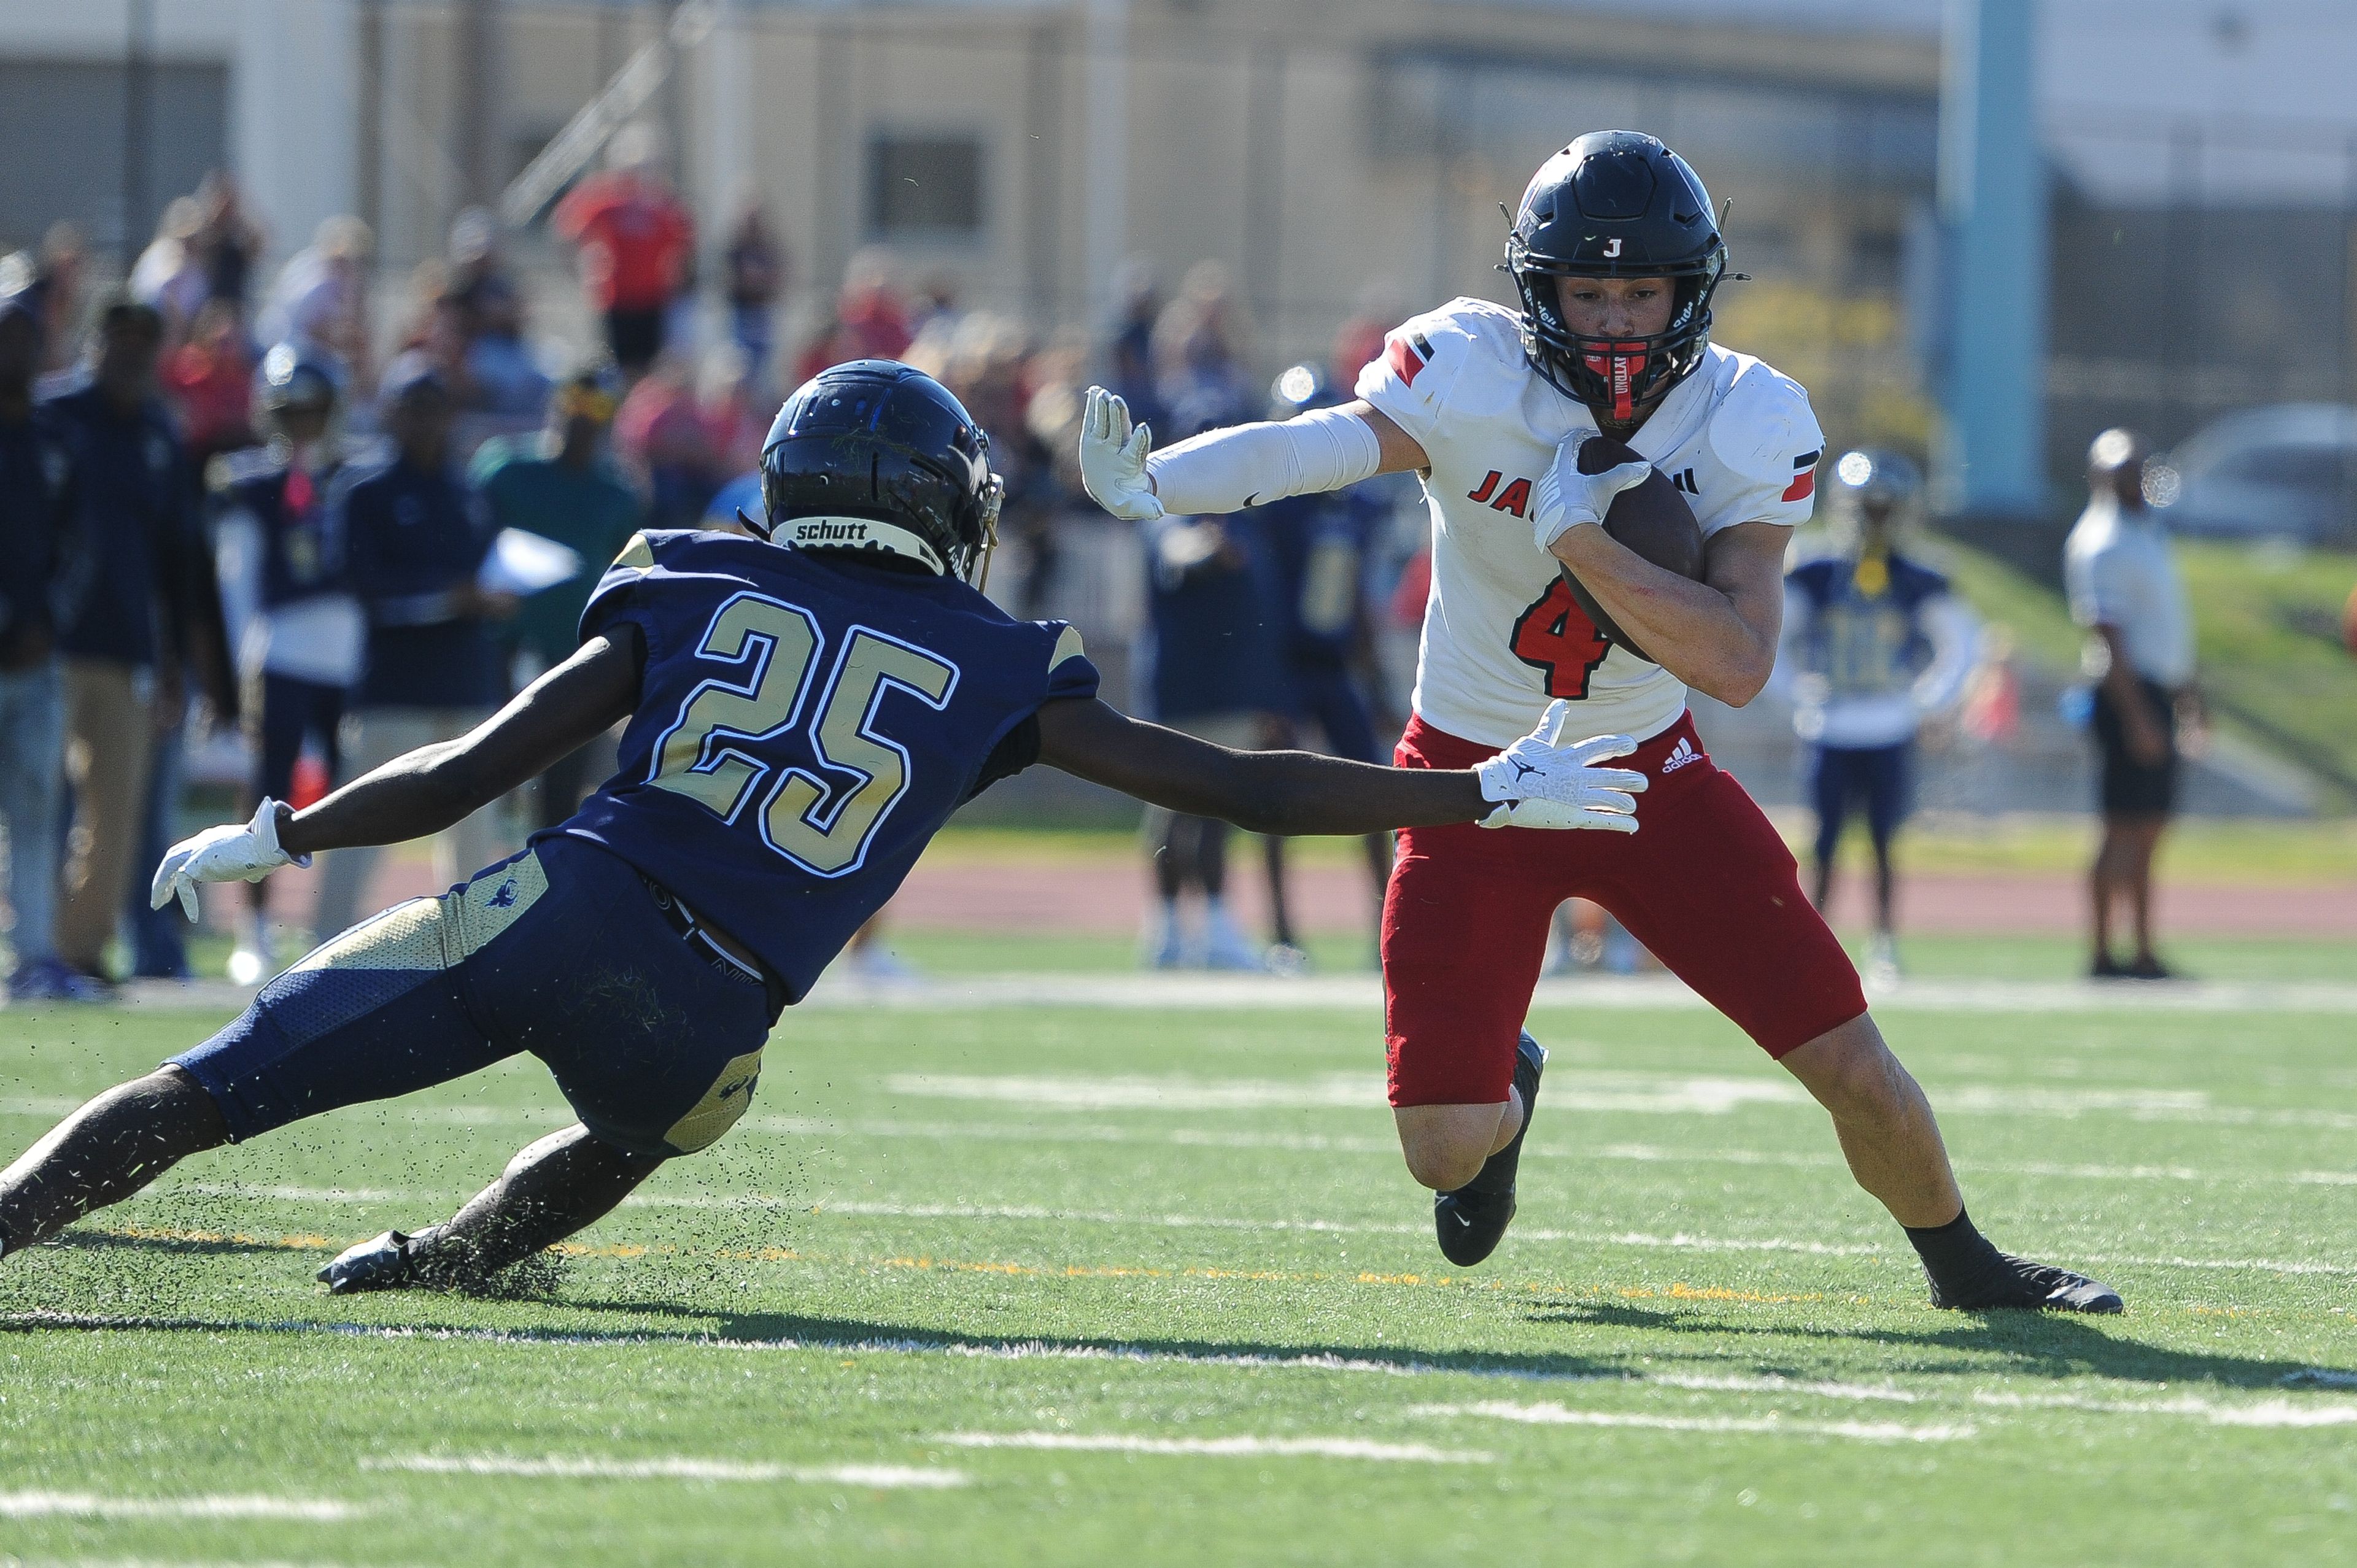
[1557,435,1706,665]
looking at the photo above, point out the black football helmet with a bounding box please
[756,360,1003,585]
[1502,130,1730,424]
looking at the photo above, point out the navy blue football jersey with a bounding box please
[209,445,355,610]
[556,530,1100,1000]
[1786,552,1949,701]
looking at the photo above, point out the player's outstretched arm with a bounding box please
[149,628,643,917]
[284,626,643,855]
[1034,696,1644,837]
[1078,387,1426,522]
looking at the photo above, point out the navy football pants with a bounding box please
[1809,741,1913,868]
[173,835,773,1157]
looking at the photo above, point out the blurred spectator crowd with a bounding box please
[0,131,1429,997]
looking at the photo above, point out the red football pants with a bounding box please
[1382,711,1868,1107]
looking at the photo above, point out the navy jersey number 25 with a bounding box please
[645,590,957,879]
[557,530,1099,1002]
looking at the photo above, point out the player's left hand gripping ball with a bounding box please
[1078,386,1166,522]
[150,797,311,920]
[1473,701,1647,832]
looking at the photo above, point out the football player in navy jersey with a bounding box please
[0,361,1650,1294]
[1247,363,1399,964]
[1776,450,1975,991]
[209,345,368,984]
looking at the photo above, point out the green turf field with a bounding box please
[4,986,2355,1566]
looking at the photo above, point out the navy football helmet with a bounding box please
[1267,361,1337,421]
[255,341,338,415]
[1827,448,1924,550]
[1502,130,1731,423]
[757,360,1004,585]
[1828,449,1924,518]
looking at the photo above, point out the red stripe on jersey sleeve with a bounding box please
[1385,332,1426,387]
[1781,469,1816,503]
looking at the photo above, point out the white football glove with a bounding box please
[1472,700,1647,833]
[1531,440,1655,552]
[149,797,309,921]
[1078,386,1166,522]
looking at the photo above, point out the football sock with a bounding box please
[1905,1206,2029,1307]
[1460,1035,1545,1199]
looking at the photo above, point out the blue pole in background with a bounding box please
[1937,0,2048,521]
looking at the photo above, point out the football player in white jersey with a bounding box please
[1080,131,2119,1312]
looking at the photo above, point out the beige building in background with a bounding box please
[0,0,1938,375]
[435,0,1940,366]
[4,1,2347,468]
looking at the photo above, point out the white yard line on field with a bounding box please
[929,1432,1488,1463]
[16,1310,2354,1430]
[105,1183,2354,1273]
[10,1561,397,1568]
[1970,1391,2357,1426]
[796,1199,1895,1256]
[1412,1401,1976,1443]
[366,1454,966,1487]
[0,1491,361,1521]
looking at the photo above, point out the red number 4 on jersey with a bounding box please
[1510,578,1611,699]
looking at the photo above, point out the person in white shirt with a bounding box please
[1776,450,1976,989]
[1079,131,2119,1312]
[2063,428,2202,980]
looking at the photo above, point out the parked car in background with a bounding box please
[2156,403,2357,545]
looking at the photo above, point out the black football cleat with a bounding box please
[1433,1032,1547,1268]
[319,1229,437,1295]
[1929,1253,2124,1314]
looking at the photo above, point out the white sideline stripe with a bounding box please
[1414,1401,1975,1443]
[145,1137,2357,1205]
[366,1454,965,1488]
[26,1086,2357,1134]
[805,973,2357,1016]
[880,1071,2223,1119]
[0,1491,360,1520]
[83,971,2357,1016]
[757,1124,2357,1190]
[931,1431,1486,1463]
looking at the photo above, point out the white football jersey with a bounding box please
[1357,298,1824,749]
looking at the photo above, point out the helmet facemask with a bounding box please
[1507,239,1724,425]
[967,472,1004,591]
